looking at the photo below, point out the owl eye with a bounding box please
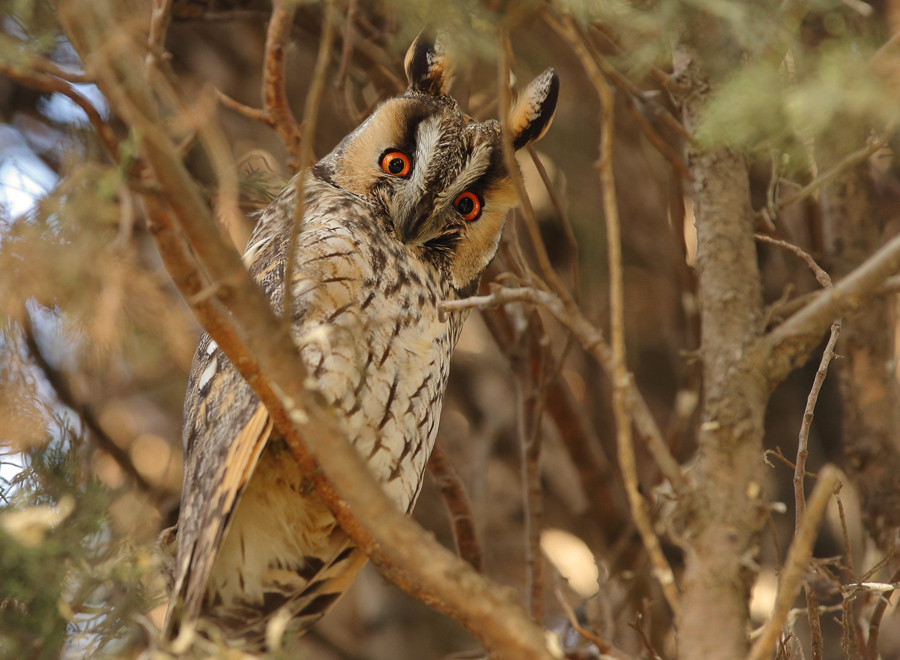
[380,151,411,177]
[454,191,482,221]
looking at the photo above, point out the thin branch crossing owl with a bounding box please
[166,36,559,646]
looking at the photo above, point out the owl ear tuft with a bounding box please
[509,68,560,150]
[404,34,455,96]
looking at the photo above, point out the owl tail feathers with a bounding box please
[174,544,370,652]
[260,546,370,647]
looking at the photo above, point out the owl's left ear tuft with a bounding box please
[404,33,455,96]
[509,68,560,150]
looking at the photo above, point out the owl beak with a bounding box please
[399,192,437,244]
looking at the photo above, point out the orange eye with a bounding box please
[380,151,411,177]
[454,191,482,221]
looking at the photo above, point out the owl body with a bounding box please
[167,37,559,647]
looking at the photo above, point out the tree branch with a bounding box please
[556,14,680,615]
[442,286,687,504]
[427,441,484,573]
[765,228,900,382]
[21,311,171,507]
[0,63,121,163]
[745,466,840,660]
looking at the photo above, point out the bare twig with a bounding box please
[427,441,484,573]
[765,273,900,328]
[629,613,664,660]
[21,311,170,506]
[794,321,840,660]
[574,20,691,142]
[746,466,840,660]
[444,286,685,614]
[214,0,313,165]
[27,55,93,84]
[755,234,832,289]
[765,447,803,472]
[765,224,900,380]
[215,88,269,123]
[146,0,174,75]
[263,0,302,162]
[544,379,620,529]
[526,146,580,298]
[762,222,841,660]
[442,286,687,499]
[548,14,694,178]
[588,22,687,97]
[497,33,573,304]
[333,0,359,124]
[832,484,855,580]
[0,63,121,163]
[285,0,335,318]
[555,587,611,657]
[760,140,886,225]
[513,321,548,622]
[623,99,691,179]
[867,565,900,659]
[550,13,679,617]
[192,85,250,249]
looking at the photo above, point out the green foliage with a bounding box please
[696,37,898,167]
[0,420,157,660]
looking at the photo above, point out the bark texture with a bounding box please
[674,46,769,660]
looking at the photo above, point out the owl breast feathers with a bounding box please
[165,35,559,647]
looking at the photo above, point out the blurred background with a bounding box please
[2,0,900,658]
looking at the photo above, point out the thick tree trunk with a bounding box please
[674,46,769,660]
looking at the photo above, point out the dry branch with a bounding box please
[746,466,840,660]
[510,320,549,622]
[867,565,900,659]
[21,312,171,507]
[794,321,840,660]
[755,222,840,660]
[263,0,302,161]
[427,441,484,573]
[765,225,900,381]
[497,34,572,304]
[443,286,686,502]
[214,0,309,165]
[284,0,335,318]
[333,0,359,124]
[759,139,886,225]
[0,63,121,162]
[554,14,681,616]
[526,146,580,297]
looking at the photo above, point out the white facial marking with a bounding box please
[437,142,492,210]
[411,116,442,192]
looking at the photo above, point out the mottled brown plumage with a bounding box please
[166,36,559,647]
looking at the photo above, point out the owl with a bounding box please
[164,36,559,647]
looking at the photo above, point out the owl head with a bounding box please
[314,36,559,295]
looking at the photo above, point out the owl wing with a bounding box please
[165,331,274,632]
[166,193,295,635]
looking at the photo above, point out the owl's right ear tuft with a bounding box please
[509,68,560,150]
[404,33,454,96]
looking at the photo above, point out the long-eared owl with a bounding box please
[165,35,559,647]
